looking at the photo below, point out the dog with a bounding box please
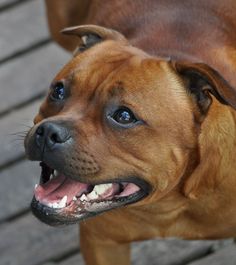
[24,1,236,264]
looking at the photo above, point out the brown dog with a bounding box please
[24,1,236,264]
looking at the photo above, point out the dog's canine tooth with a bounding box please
[54,170,59,177]
[94,184,113,196]
[58,195,67,208]
[80,194,88,201]
[34,184,38,190]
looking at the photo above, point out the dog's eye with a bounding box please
[50,82,66,101]
[112,107,137,125]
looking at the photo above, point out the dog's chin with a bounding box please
[31,162,150,226]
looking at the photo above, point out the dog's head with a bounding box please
[24,25,235,225]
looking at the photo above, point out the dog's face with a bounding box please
[24,25,232,225]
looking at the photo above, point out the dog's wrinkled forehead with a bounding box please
[58,24,236,109]
[48,42,193,132]
[54,40,153,98]
[54,25,172,103]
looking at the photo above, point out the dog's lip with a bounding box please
[31,162,151,226]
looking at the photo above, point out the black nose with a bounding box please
[35,122,71,151]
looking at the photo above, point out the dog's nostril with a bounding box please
[35,122,70,150]
[50,132,60,143]
[36,126,44,136]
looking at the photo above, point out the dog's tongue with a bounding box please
[34,175,89,204]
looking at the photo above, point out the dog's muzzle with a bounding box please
[24,121,151,226]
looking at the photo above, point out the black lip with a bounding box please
[31,176,151,226]
[31,197,93,226]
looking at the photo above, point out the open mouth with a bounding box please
[31,162,150,225]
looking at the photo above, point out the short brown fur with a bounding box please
[31,1,236,264]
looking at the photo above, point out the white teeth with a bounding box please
[50,170,59,179]
[87,189,99,200]
[34,184,38,189]
[86,184,113,200]
[48,202,59,209]
[48,203,53,208]
[80,194,88,201]
[93,184,112,196]
[58,195,67,208]
[47,195,67,209]
[73,196,77,201]
[53,202,59,208]
[48,202,60,209]
[52,170,59,179]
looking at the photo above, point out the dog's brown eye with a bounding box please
[112,108,137,125]
[50,82,65,101]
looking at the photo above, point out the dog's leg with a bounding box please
[80,223,130,265]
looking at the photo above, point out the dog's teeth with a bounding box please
[94,184,113,195]
[73,196,77,201]
[52,202,57,208]
[58,195,67,208]
[34,184,38,189]
[87,190,99,200]
[52,170,59,179]
[86,184,112,200]
[80,194,88,201]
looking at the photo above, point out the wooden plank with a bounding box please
[131,239,213,265]
[188,244,236,265]
[0,43,69,114]
[0,0,48,59]
[0,99,41,166]
[0,0,26,7]
[0,159,40,221]
[0,213,79,265]
[0,0,31,9]
[58,254,85,265]
[43,239,232,265]
[43,254,85,265]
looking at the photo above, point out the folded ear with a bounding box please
[61,24,128,54]
[172,62,236,112]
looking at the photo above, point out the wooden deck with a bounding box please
[0,1,236,264]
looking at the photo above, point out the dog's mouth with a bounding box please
[31,162,150,225]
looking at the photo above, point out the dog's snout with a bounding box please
[35,122,71,151]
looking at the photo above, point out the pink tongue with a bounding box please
[34,175,89,204]
[119,183,140,197]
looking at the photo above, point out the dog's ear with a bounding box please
[61,25,128,54]
[172,62,236,113]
